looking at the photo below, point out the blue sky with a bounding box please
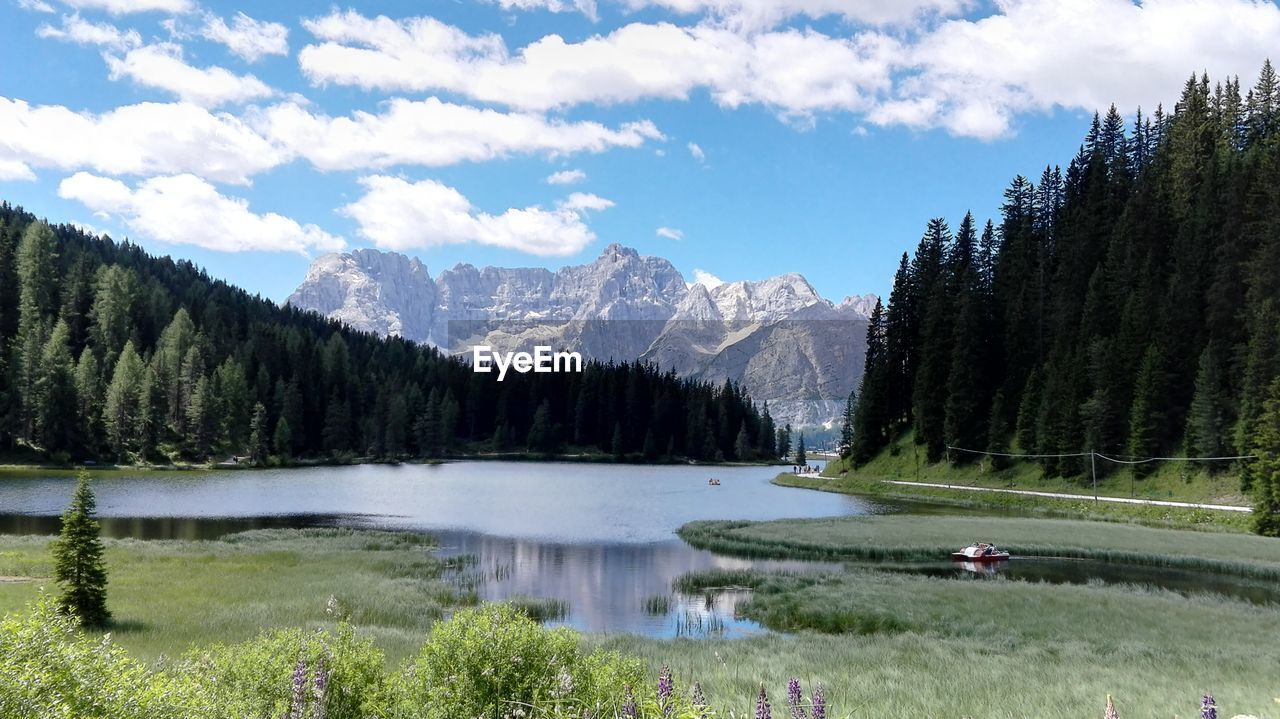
[1,0,1277,303]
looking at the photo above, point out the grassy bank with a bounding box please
[0,529,474,663]
[680,514,1280,578]
[779,471,1253,531]
[822,430,1249,505]
[596,568,1280,718]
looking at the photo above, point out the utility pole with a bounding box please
[1091,450,1098,502]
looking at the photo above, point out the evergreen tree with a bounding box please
[51,471,110,627]
[795,433,806,466]
[839,390,856,459]
[1184,344,1234,460]
[734,423,751,461]
[248,402,269,464]
[34,319,77,454]
[527,400,556,453]
[102,341,144,461]
[1248,379,1280,536]
[272,417,293,461]
[1127,345,1168,479]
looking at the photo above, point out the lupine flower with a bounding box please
[313,656,329,719]
[756,684,772,719]
[622,685,637,718]
[811,686,826,719]
[691,682,709,717]
[289,658,307,719]
[658,664,674,715]
[787,678,806,719]
[1201,694,1217,719]
[1104,694,1119,719]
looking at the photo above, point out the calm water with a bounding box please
[2,461,1273,636]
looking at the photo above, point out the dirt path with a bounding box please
[880,480,1251,512]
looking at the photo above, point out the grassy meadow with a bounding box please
[0,528,474,663]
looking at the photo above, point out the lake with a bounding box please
[2,461,1275,636]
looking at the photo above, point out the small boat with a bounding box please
[950,542,1010,562]
[708,478,721,486]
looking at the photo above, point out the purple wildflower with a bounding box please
[756,684,772,719]
[1200,694,1217,719]
[289,658,307,719]
[658,664,674,715]
[787,678,806,719]
[313,656,329,719]
[811,686,825,719]
[622,685,637,718]
[691,682,709,717]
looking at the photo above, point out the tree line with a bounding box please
[0,205,784,465]
[842,61,1280,533]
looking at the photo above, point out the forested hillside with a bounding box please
[846,62,1280,526]
[0,205,778,464]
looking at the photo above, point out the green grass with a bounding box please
[825,430,1250,505]
[781,471,1253,532]
[0,529,475,664]
[595,569,1280,718]
[680,514,1280,578]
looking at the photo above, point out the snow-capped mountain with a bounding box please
[286,244,874,427]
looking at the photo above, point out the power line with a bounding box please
[946,445,1256,463]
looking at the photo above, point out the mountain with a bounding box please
[287,244,874,427]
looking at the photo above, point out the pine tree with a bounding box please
[1185,344,1234,460]
[839,390,856,459]
[1248,379,1280,536]
[273,417,293,461]
[248,402,269,464]
[103,341,144,462]
[527,400,556,453]
[734,423,751,461]
[34,319,77,454]
[610,421,625,458]
[51,471,110,627]
[1127,345,1168,479]
[795,433,806,466]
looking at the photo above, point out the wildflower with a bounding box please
[756,684,772,719]
[289,658,307,719]
[1201,694,1217,719]
[811,686,825,719]
[622,685,637,718]
[1104,694,1119,719]
[313,656,329,719]
[691,682,710,718]
[658,664,674,716]
[787,678,806,719]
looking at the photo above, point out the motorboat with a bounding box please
[708,478,721,486]
[950,542,1010,562]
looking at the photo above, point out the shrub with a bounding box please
[387,602,644,719]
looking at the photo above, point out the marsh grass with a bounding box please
[643,594,671,615]
[680,515,1280,579]
[0,528,467,664]
[598,567,1280,718]
[507,595,570,622]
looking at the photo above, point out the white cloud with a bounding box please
[341,175,608,256]
[491,0,599,22]
[686,142,705,162]
[36,14,141,50]
[0,158,37,181]
[656,226,683,240]
[201,12,289,62]
[558,192,614,212]
[254,98,662,170]
[58,0,193,15]
[295,2,1280,139]
[0,97,282,184]
[691,269,722,289]
[18,0,56,12]
[622,0,966,28]
[105,43,275,107]
[58,172,343,254]
[546,168,586,184]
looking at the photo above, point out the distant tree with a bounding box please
[795,433,807,466]
[51,471,110,627]
[734,423,751,462]
[776,424,791,460]
[610,421,624,458]
[1127,346,1168,479]
[1248,379,1280,536]
[102,341,144,462]
[272,416,292,461]
[839,390,856,459]
[1185,344,1234,461]
[248,402,268,464]
[527,400,556,454]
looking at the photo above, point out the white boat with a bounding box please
[949,542,1010,563]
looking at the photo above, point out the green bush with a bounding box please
[178,621,386,719]
[0,596,208,719]
[387,603,645,719]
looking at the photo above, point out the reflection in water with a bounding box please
[0,514,342,540]
[434,530,840,637]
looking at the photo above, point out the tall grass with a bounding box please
[679,515,1280,579]
[0,528,469,663]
